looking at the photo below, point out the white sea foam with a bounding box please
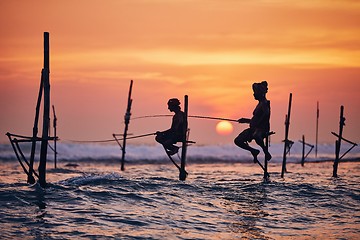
[1,141,359,164]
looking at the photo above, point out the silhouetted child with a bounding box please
[234,81,272,162]
[156,98,185,155]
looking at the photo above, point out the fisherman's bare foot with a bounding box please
[251,149,260,163]
[265,152,272,161]
[167,146,179,156]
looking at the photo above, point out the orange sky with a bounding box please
[0,0,359,145]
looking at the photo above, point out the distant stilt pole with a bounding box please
[315,101,319,158]
[333,105,345,178]
[52,105,57,169]
[301,135,305,167]
[179,95,188,181]
[38,32,50,187]
[281,93,292,178]
[264,135,270,181]
[121,80,133,171]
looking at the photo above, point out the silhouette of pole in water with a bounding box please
[281,93,292,178]
[121,80,133,171]
[38,32,51,187]
[315,101,319,158]
[179,95,189,181]
[52,105,58,169]
[264,134,270,181]
[333,106,345,177]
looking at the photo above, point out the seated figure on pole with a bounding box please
[156,98,186,156]
[234,81,272,163]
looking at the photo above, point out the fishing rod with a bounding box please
[131,114,239,122]
[189,115,238,122]
[66,132,157,143]
[113,132,156,141]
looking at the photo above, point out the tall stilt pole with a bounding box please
[179,95,188,181]
[52,105,57,169]
[315,101,319,158]
[121,80,133,171]
[301,135,305,167]
[38,32,50,187]
[264,135,270,181]
[281,93,292,178]
[333,105,345,178]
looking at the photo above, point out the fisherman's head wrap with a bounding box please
[167,98,181,107]
[252,81,268,96]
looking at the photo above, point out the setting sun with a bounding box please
[215,121,234,135]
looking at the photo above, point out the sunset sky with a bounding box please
[1,0,359,145]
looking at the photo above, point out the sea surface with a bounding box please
[0,142,359,239]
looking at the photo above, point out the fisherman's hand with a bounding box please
[238,118,248,123]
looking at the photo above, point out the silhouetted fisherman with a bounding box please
[156,98,186,155]
[234,81,272,162]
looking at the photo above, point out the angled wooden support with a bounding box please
[6,133,35,183]
[333,105,345,177]
[299,135,314,166]
[331,132,357,160]
[121,80,133,171]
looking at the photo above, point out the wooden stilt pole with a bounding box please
[315,101,319,158]
[121,80,133,171]
[263,135,270,181]
[281,93,292,178]
[333,105,345,178]
[301,135,305,167]
[263,100,271,182]
[38,32,50,187]
[52,105,57,169]
[179,95,188,181]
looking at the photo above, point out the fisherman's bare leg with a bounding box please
[254,135,272,161]
[234,134,260,163]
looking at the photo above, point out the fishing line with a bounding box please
[131,114,238,122]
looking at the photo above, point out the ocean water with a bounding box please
[0,142,359,239]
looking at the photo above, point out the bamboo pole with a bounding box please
[179,95,188,181]
[121,80,133,171]
[333,105,345,177]
[52,105,57,168]
[38,32,50,187]
[281,93,292,178]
